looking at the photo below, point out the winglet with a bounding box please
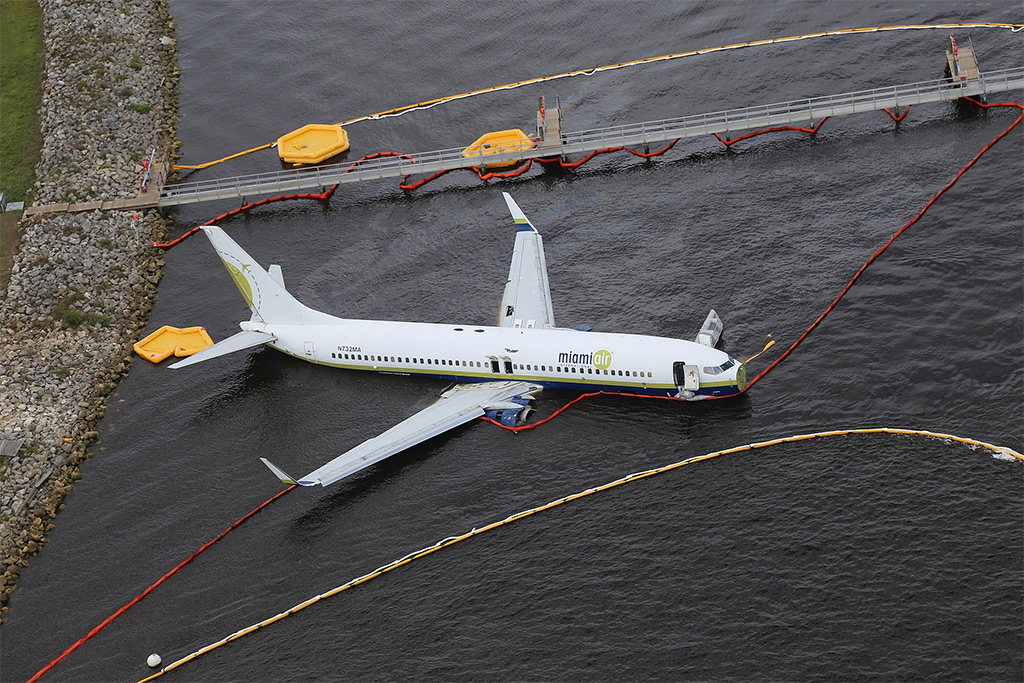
[502,192,537,233]
[260,457,316,487]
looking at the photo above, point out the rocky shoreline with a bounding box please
[0,0,180,619]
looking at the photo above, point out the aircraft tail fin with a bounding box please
[201,226,307,325]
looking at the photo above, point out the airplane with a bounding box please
[170,193,747,488]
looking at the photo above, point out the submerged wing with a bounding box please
[261,380,543,487]
[498,193,556,329]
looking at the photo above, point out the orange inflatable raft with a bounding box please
[461,128,536,169]
[134,326,214,363]
[276,124,350,165]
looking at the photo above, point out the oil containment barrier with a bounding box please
[27,485,296,683]
[172,22,1024,170]
[136,428,1021,682]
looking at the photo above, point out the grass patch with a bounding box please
[0,0,44,293]
[53,304,88,328]
[127,103,151,114]
[51,292,110,328]
[0,212,22,293]
[0,0,44,201]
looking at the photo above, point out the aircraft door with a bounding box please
[304,341,315,360]
[672,361,700,392]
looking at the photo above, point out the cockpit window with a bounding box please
[703,358,736,375]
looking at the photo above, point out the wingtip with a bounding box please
[260,457,304,486]
[501,193,537,232]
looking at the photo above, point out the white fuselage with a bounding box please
[245,313,746,399]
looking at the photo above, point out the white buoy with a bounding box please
[147,653,162,668]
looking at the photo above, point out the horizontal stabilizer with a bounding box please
[168,329,277,369]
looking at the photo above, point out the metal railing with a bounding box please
[159,67,1024,206]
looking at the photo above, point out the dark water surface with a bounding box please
[4,1,1023,681]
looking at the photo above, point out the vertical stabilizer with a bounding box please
[202,226,308,325]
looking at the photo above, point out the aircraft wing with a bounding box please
[261,380,543,487]
[497,192,556,329]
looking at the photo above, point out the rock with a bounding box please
[0,0,179,620]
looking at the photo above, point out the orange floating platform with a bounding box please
[134,325,214,363]
[461,128,536,169]
[277,124,350,165]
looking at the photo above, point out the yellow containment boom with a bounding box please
[134,326,215,363]
[276,124,350,165]
[462,129,536,169]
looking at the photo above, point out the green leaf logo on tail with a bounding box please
[223,259,254,308]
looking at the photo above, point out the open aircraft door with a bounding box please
[673,361,700,393]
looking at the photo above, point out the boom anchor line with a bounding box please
[32,95,1019,683]
[28,426,1021,682]
[134,429,1020,683]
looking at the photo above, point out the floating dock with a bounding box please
[23,65,1024,215]
[155,67,1024,207]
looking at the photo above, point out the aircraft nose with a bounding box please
[735,363,747,392]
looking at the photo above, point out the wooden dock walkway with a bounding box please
[24,66,1024,215]
[23,155,171,217]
